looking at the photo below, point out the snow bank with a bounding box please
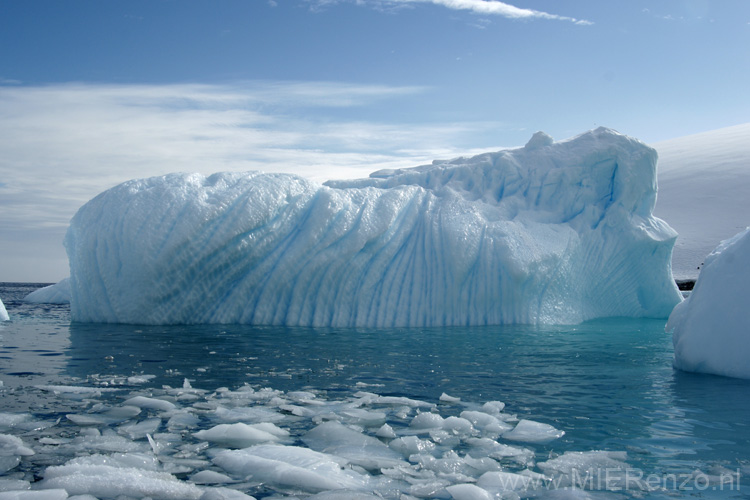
[0,297,8,321]
[667,227,750,379]
[65,127,681,326]
[23,278,71,304]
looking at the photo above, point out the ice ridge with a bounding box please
[64,127,681,326]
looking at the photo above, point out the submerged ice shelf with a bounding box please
[64,127,681,326]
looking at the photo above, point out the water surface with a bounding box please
[1,282,748,498]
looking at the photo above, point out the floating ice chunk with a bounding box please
[476,470,535,492]
[389,435,436,457]
[0,435,34,457]
[465,437,534,464]
[66,406,141,426]
[538,451,629,490]
[339,408,387,427]
[194,422,287,449]
[442,416,475,436]
[123,396,177,412]
[460,411,513,435]
[66,430,147,454]
[213,406,284,424]
[167,410,201,431]
[62,453,160,471]
[445,483,494,500]
[302,421,406,470]
[0,490,69,500]
[502,419,564,444]
[353,392,434,409]
[414,450,488,480]
[439,393,461,403]
[118,417,162,440]
[127,374,157,384]
[189,470,233,484]
[538,450,628,475]
[0,479,30,492]
[410,412,445,431]
[375,423,396,439]
[212,444,364,493]
[23,278,71,304]
[0,414,32,432]
[38,463,203,499]
[0,297,8,321]
[306,492,382,500]
[481,401,505,415]
[0,434,34,473]
[667,227,750,379]
[199,487,256,500]
[65,128,681,326]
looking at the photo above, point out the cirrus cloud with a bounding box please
[309,0,592,25]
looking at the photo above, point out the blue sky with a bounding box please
[1,0,749,282]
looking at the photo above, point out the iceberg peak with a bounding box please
[65,128,681,327]
[524,131,554,150]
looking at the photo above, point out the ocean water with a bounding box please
[1,282,749,499]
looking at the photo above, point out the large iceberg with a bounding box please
[667,228,750,379]
[64,127,681,326]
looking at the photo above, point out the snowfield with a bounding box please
[653,123,750,279]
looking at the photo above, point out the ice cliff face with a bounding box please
[65,127,681,326]
[668,228,750,379]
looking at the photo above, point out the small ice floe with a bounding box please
[212,444,365,493]
[302,421,406,470]
[0,434,34,474]
[440,392,461,403]
[194,422,289,448]
[502,419,565,444]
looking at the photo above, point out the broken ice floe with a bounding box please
[0,377,643,499]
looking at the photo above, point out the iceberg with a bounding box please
[64,127,681,326]
[0,296,8,321]
[23,277,71,304]
[667,228,750,379]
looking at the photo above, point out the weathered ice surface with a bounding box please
[668,227,750,379]
[65,127,681,326]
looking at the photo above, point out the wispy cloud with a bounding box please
[309,0,592,25]
[0,81,509,280]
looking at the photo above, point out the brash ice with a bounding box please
[64,128,681,326]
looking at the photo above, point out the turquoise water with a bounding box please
[1,282,749,498]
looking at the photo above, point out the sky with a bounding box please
[1,0,749,282]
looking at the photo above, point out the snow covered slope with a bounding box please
[653,123,750,279]
[65,127,681,326]
[667,228,750,379]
